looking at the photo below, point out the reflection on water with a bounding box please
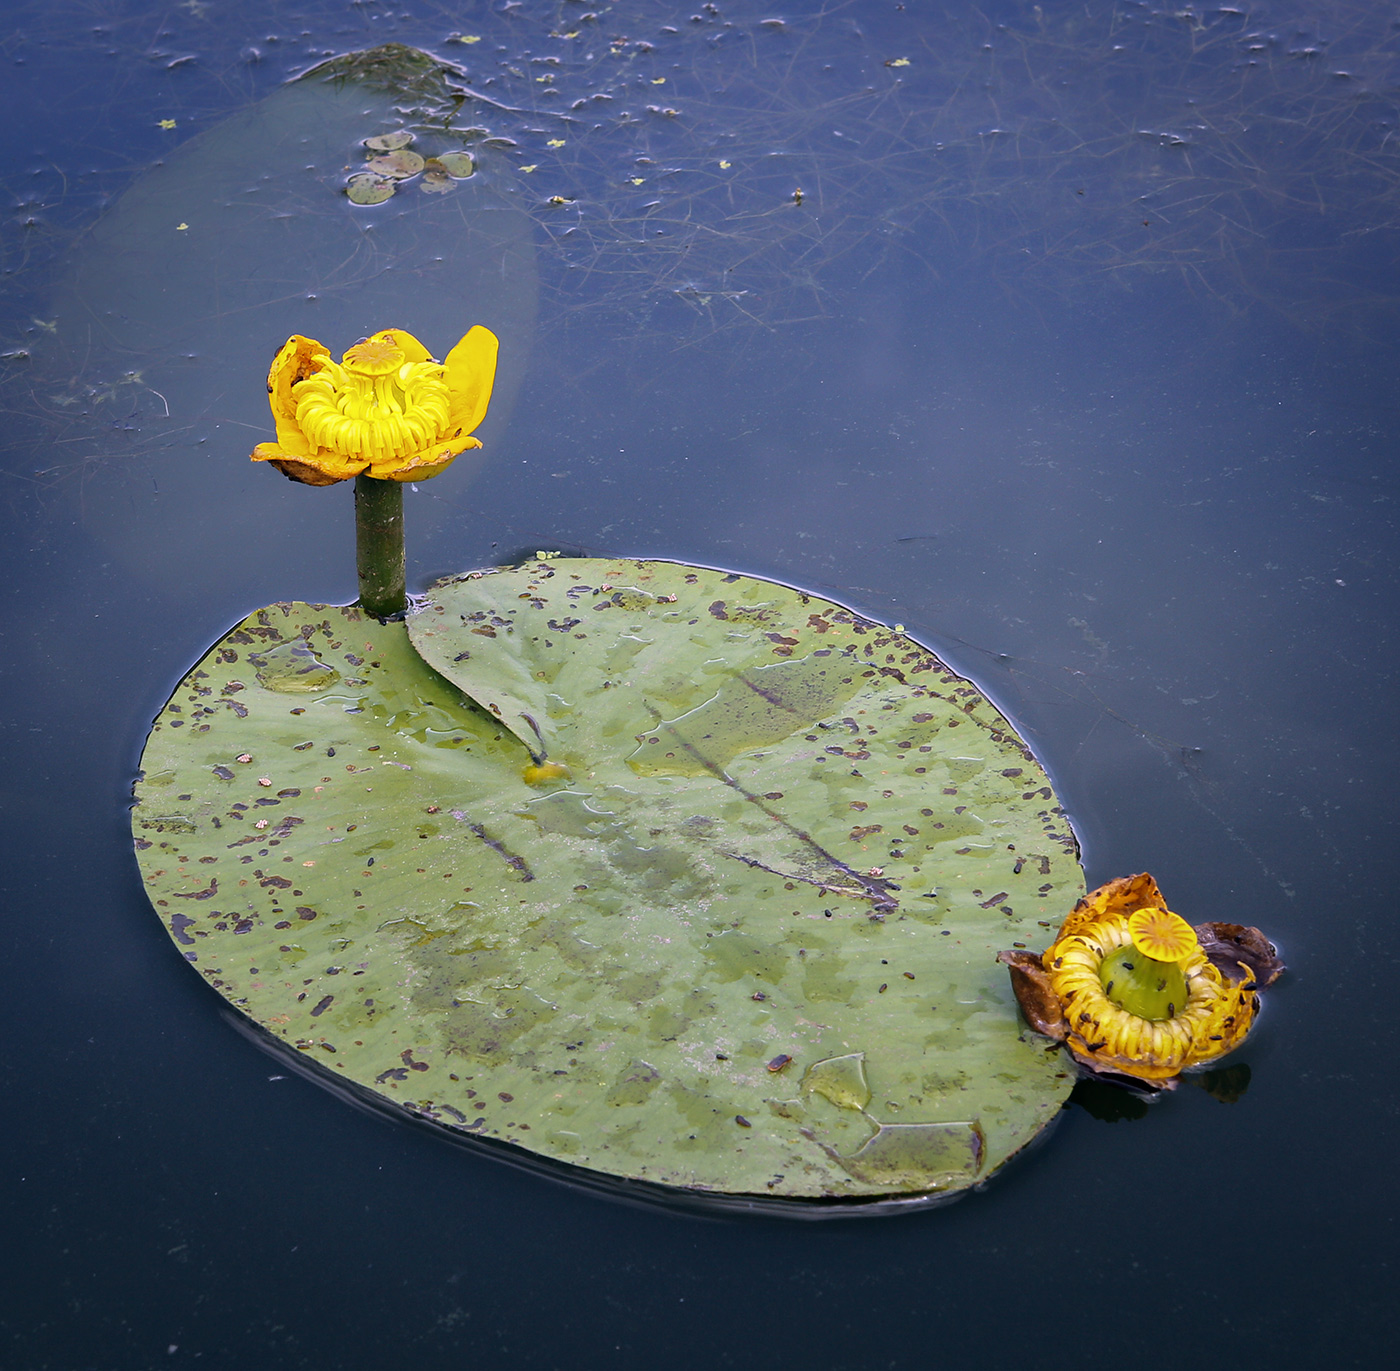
[16,57,536,606]
[2,1,1398,1368]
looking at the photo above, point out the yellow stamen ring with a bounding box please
[294,359,453,464]
[1046,915,1231,1080]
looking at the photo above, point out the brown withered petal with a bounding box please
[996,949,1068,1041]
[1195,922,1285,988]
[1056,872,1165,941]
[267,456,346,487]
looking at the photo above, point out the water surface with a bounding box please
[2,2,1396,1367]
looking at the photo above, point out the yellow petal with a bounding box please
[251,449,349,486]
[1055,872,1166,941]
[267,335,330,426]
[271,459,346,486]
[443,325,498,436]
[308,448,368,480]
[252,440,365,483]
[374,435,482,482]
[272,410,313,458]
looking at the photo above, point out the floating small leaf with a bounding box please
[436,151,476,179]
[366,150,425,180]
[345,172,395,205]
[364,130,415,151]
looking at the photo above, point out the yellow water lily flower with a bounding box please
[251,325,498,486]
[999,873,1283,1086]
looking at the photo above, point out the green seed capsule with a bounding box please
[1099,944,1187,1021]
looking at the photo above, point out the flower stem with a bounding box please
[354,474,405,618]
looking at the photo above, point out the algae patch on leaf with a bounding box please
[133,561,1083,1207]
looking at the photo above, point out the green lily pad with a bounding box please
[133,560,1083,1208]
[366,150,426,180]
[436,151,476,179]
[345,172,395,206]
[364,130,415,152]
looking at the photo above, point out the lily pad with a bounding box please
[366,150,426,180]
[133,560,1083,1208]
[436,151,476,179]
[345,172,395,206]
[364,130,416,152]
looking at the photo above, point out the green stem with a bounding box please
[354,474,405,618]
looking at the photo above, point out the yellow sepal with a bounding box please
[444,325,498,436]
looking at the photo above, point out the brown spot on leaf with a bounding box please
[173,880,218,900]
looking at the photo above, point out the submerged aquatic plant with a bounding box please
[251,325,498,619]
[251,325,497,486]
[999,873,1283,1087]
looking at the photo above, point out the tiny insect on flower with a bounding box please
[250,326,498,486]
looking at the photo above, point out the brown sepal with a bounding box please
[997,949,1067,1041]
[1195,922,1285,988]
[268,457,347,487]
[1056,872,1167,941]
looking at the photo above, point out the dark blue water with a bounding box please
[3,1,1397,1366]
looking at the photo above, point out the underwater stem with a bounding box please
[354,474,405,618]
